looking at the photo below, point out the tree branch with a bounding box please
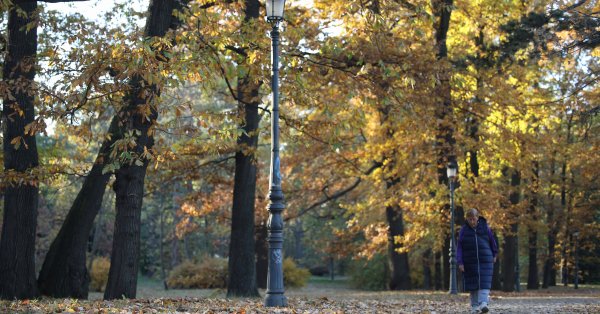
[284,163,380,221]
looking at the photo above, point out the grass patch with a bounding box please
[308,276,351,287]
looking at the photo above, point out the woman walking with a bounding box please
[457,208,498,313]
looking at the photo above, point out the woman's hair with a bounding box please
[466,208,479,217]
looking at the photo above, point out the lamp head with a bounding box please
[266,0,286,22]
[446,160,458,179]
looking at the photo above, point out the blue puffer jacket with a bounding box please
[457,217,497,291]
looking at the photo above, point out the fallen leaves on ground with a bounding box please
[1,289,599,313]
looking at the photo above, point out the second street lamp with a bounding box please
[264,0,287,307]
[447,160,458,295]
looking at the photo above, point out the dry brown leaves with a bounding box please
[1,291,599,313]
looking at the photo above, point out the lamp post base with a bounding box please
[265,293,288,307]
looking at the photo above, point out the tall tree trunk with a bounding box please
[227,0,262,298]
[492,232,502,290]
[443,236,449,290]
[104,0,182,299]
[386,204,411,290]
[542,228,557,288]
[0,1,40,300]
[556,115,573,287]
[40,0,189,298]
[433,0,455,182]
[527,162,540,290]
[226,92,261,296]
[104,166,147,299]
[527,227,539,289]
[422,249,432,289]
[159,209,168,289]
[433,0,455,293]
[434,250,442,290]
[543,157,559,288]
[455,205,465,292]
[561,161,569,286]
[293,221,304,261]
[502,169,520,292]
[38,116,117,298]
[171,236,180,268]
[255,222,268,289]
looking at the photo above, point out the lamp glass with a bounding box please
[447,166,457,179]
[266,0,286,19]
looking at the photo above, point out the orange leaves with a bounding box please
[1,169,41,188]
[358,223,389,259]
[175,216,199,239]
[180,202,201,216]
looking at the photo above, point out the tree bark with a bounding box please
[386,204,410,290]
[104,0,183,299]
[293,221,304,261]
[434,250,442,290]
[432,0,455,294]
[542,157,560,288]
[38,116,117,298]
[227,0,261,298]
[422,249,432,289]
[542,228,557,288]
[104,165,148,299]
[433,0,455,182]
[527,227,539,289]
[502,169,520,292]
[40,0,189,299]
[443,235,450,290]
[0,1,40,300]
[527,162,540,289]
[255,222,268,289]
[492,232,502,290]
[551,115,573,287]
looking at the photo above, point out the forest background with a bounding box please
[0,0,598,301]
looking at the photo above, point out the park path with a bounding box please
[283,282,600,313]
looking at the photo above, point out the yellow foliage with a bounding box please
[166,258,228,289]
[89,257,110,292]
[283,258,311,288]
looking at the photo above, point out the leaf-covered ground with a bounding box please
[1,292,599,314]
[2,282,599,313]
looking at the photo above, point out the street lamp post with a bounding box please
[264,0,287,307]
[447,161,458,295]
[573,231,579,290]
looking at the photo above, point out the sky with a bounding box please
[46,0,314,19]
[44,0,147,24]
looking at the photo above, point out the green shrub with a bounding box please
[349,253,388,291]
[283,258,310,288]
[89,256,110,292]
[167,257,228,289]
